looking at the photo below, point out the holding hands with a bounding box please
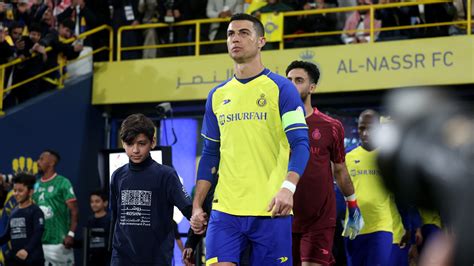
[190,207,208,235]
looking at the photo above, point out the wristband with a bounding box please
[344,194,356,201]
[281,180,296,194]
[67,231,75,238]
[345,194,358,208]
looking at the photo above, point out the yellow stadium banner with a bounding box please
[260,13,284,42]
[92,35,474,105]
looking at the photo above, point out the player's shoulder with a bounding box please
[346,146,363,158]
[55,174,72,185]
[266,71,293,89]
[320,112,343,127]
[209,79,232,96]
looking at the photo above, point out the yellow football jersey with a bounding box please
[419,208,442,228]
[345,146,399,235]
[201,69,307,216]
[390,194,406,244]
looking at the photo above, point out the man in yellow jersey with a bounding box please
[344,110,401,266]
[190,13,310,266]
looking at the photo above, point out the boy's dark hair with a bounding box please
[90,190,108,202]
[9,21,23,31]
[286,60,321,84]
[43,149,61,165]
[28,23,42,34]
[13,173,36,190]
[120,113,155,145]
[230,13,265,37]
[60,18,75,32]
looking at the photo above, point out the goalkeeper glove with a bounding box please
[343,194,364,240]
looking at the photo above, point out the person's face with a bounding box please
[17,3,28,13]
[358,114,379,150]
[122,133,155,164]
[227,20,265,64]
[42,9,53,25]
[58,25,72,38]
[90,195,107,213]
[287,68,315,102]
[37,152,55,173]
[29,31,41,43]
[13,183,33,205]
[11,27,23,41]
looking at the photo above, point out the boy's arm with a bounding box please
[108,172,118,252]
[185,227,203,250]
[24,207,45,255]
[167,170,192,220]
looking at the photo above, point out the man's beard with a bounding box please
[301,92,310,102]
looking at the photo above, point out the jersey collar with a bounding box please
[234,68,270,84]
[41,173,57,182]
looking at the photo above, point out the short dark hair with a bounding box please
[9,22,23,31]
[13,173,36,190]
[359,109,380,123]
[90,190,108,202]
[60,18,75,32]
[230,13,265,37]
[29,23,42,34]
[120,113,155,145]
[285,60,321,84]
[43,149,61,165]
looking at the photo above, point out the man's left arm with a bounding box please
[63,180,78,249]
[64,200,78,249]
[268,81,309,217]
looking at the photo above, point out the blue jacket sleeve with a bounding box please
[167,169,192,220]
[25,207,45,253]
[286,128,310,176]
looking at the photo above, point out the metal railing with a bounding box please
[1,1,472,114]
[0,24,113,115]
[116,0,472,60]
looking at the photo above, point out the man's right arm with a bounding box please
[191,139,219,234]
[191,88,220,234]
[334,162,355,196]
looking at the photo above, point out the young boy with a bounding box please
[87,190,111,266]
[0,173,45,266]
[110,113,192,265]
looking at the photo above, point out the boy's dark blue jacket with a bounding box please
[110,155,192,266]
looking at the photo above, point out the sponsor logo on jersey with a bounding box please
[39,205,54,219]
[219,112,268,126]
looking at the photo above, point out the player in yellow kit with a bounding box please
[190,13,310,266]
[344,110,403,266]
